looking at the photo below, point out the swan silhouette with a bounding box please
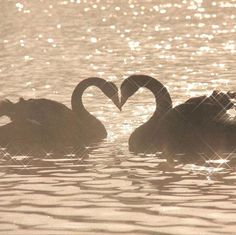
[0,77,120,148]
[119,75,236,155]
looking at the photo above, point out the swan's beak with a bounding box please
[118,96,127,111]
[111,94,121,111]
[117,103,122,111]
[116,102,122,111]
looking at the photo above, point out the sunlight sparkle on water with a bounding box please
[24,55,33,61]
[16,2,24,11]
[90,37,97,43]
[47,38,54,43]
[128,41,140,50]
[1,1,236,234]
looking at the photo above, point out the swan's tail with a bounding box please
[0,99,14,117]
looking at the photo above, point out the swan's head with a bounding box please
[0,99,14,117]
[119,75,172,112]
[101,81,120,110]
[119,75,156,109]
[119,78,139,110]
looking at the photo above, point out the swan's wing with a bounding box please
[185,91,235,114]
[185,95,209,105]
[0,119,45,146]
[209,90,235,110]
[10,98,72,125]
[159,103,224,145]
[25,118,42,126]
[174,103,224,123]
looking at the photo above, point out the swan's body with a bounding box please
[120,75,236,155]
[0,77,119,148]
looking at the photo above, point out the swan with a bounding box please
[0,77,120,148]
[119,75,236,155]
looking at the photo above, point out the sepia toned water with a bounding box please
[1,0,236,234]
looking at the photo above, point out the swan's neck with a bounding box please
[71,77,107,118]
[142,78,172,118]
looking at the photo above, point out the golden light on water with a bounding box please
[1,0,236,234]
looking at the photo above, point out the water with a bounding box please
[1,0,236,234]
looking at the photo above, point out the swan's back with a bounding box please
[10,98,71,121]
[156,101,236,154]
[8,98,86,144]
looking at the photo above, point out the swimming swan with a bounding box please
[0,77,120,148]
[119,75,236,155]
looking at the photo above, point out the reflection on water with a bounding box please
[1,0,236,234]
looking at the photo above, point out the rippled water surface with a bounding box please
[1,0,236,234]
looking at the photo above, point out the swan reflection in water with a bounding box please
[0,77,120,153]
[120,75,236,158]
